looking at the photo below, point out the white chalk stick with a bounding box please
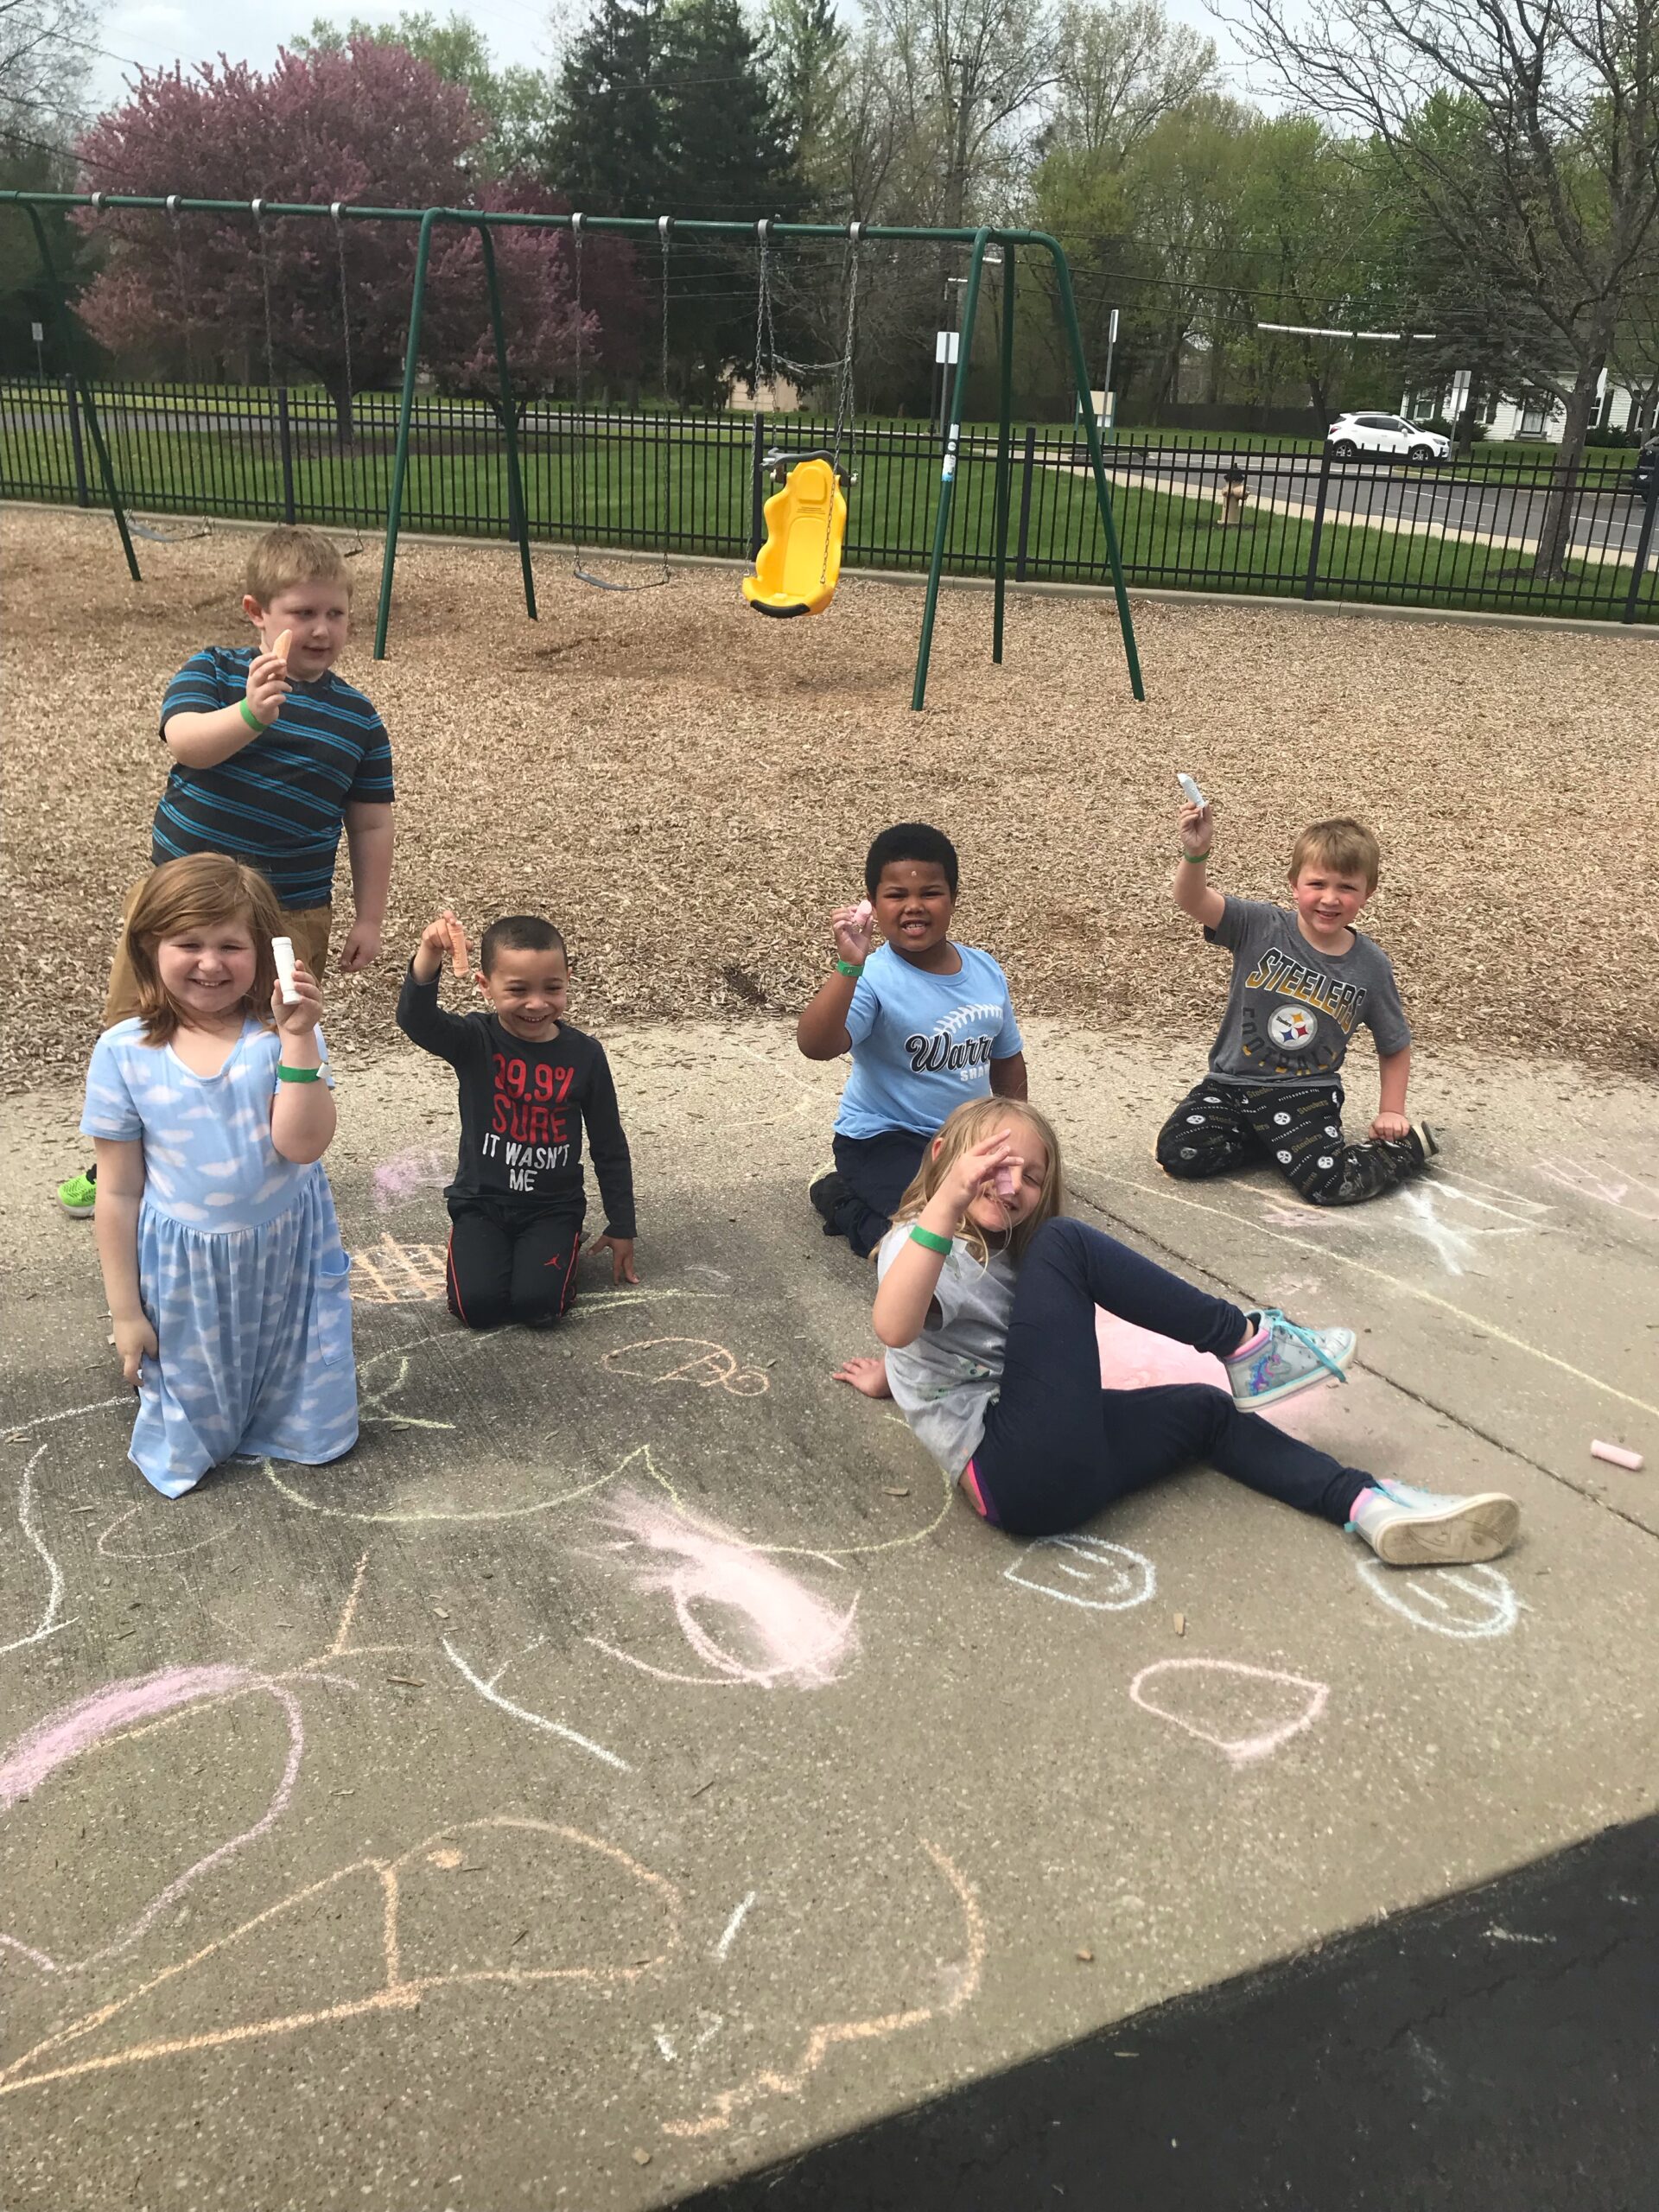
[1177,772,1207,809]
[1590,1440,1643,1471]
[272,937,301,1006]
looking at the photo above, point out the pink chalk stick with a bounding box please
[852,899,873,928]
[991,1166,1020,1199]
[1591,1440,1644,1471]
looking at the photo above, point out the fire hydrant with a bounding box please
[1217,462,1249,527]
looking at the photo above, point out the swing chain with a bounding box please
[657,216,673,583]
[821,221,862,588]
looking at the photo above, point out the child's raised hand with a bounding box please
[1179,798,1213,855]
[414,911,470,983]
[271,956,323,1036]
[830,898,876,968]
[940,1131,1017,1217]
[245,651,291,728]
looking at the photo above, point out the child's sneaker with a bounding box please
[57,1170,97,1217]
[1348,1478,1518,1566]
[808,1167,846,1230]
[1224,1309,1355,1408]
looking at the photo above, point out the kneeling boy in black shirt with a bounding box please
[397,911,638,1327]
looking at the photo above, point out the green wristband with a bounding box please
[1180,849,1211,862]
[836,959,864,977]
[276,1064,322,1083]
[239,699,267,734]
[908,1224,952,1256]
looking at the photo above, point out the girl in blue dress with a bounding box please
[81,853,358,1498]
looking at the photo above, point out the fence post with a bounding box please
[1303,446,1332,599]
[276,385,297,524]
[749,410,766,558]
[1624,482,1658,625]
[63,371,89,507]
[1014,425,1035,581]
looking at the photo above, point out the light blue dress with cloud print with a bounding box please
[81,1017,358,1498]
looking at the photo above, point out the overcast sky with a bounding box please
[86,0,1259,125]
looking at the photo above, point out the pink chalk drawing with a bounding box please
[0,1816,683,2098]
[585,1485,860,1688]
[0,1665,304,1974]
[1128,1657,1330,1768]
[1095,1312,1315,1433]
[662,1839,984,2140]
[1534,1157,1659,1223]
[372,1145,454,1213]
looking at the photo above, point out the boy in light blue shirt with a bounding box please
[796,823,1027,1255]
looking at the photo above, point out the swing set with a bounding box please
[0,194,1145,709]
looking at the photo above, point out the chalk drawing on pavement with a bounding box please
[1004,1535,1156,1612]
[372,1146,453,1213]
[441,1637,631,1771]
[1356,1559,1520,1639]
[601,1337,771,1398]
[1534,1156,1659,1223]
[1128,1657,1329,1768]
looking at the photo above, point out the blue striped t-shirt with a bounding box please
[155,646,395,909]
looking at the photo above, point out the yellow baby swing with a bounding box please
[741,221,861,620]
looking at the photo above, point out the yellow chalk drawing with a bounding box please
[0,1817,682,2096]
[661,1840,984,2139]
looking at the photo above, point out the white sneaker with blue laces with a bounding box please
[1224,1310,1355,1408]
[1348,1479,1519,1566]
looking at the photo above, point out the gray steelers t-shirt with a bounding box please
[1203,897,1410,1084]
[876,1226,1016,1478]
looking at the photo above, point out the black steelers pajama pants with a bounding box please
[1155,1078,1425,1207]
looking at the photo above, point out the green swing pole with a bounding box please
[374,207,440,659]
[1046,240,1144,702]
[991,242,1016,664]
[17,202,141,582]
[477,222,537,625]
[912,227,993,712]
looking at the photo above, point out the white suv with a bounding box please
[1325,412,1450,463]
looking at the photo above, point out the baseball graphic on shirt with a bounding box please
[1267,1004,1317,1051]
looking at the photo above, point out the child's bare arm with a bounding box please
[1371,1047,1412,1141]
[796,900,877,1058]
[1173,799,1226,931]
[340,802,394,970]
[872,1133,1014,1349]
[988,1050,1027,1099]
[269,962,337,1164]
[163,649,291,768]
[92,1137,155,1384]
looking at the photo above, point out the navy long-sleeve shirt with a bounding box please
[396,965,637,1237]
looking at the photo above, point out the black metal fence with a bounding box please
[3,376,1654,625]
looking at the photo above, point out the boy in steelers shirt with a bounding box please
[397,912,637,1325]
[1157,804,1437,1206]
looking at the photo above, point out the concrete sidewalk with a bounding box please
[1,1019,1655,2210]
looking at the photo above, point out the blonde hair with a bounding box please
[1289,817,1381,892]
[891,1097,1065,1266]
[124,855,283,1043]
[245,525,351,607]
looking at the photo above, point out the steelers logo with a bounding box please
[1276,1148,1294,1164]
[1268,1004,1317,1051]
[1317,1154,1334,1170]
[1273,1110,1292,1127]
[1186,1113,1206,1126]
[1325,1123,1341,1138]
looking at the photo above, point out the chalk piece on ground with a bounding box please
[632,2150,652,2167]
[1076,1948,1094,1963]
[387,1674,425,1688]
[1591,1440,1643,1471]
[1173,1611,1186,1637]
[271,936,301,1005]
[883,1485,910,1497]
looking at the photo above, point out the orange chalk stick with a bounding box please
[272,629,291,659]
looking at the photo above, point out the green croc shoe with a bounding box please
[57,1171,97,1217]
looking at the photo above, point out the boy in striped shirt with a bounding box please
[57,525,394,1214]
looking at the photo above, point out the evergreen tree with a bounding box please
[543,0,664,213]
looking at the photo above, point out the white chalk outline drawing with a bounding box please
[713,1893,756,1961]
[0,1816,682,2097]
[1003,1535,1156,1612]
[95,1502,226,1561]
[441,1637,631,1771]
[1355,1559,1520,1639]
[660,1840,984,2140]
[585,1486,860,1689]
[1534,1156,1659,1224]
[1,1446,76,1656]
[1262,1173,1551,1278]
[1128,1657,1330,1768]
[601,1337,771,1398]
[1083,1165,1659,1421]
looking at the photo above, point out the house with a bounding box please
[1404,366,1653,442]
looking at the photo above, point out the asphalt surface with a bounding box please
[2,1019,1655,2209]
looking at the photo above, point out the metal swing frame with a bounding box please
[0,193,1145,706]
[569,212,674,594]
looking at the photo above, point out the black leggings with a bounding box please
[446,1201,582,1330]
[1156,1077,1422,1206]
[969,1217,1370,1538]
[824,1129,930,1258]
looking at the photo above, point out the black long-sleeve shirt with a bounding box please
[396,965,637,1237]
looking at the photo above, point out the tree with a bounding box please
[767,0,848,171]
[1,0,96,155]
[291,11,550,175]
[544,0,664,213]
[1046,0,1215,162]
[1228,0,1659,575]
[73,42,594,438]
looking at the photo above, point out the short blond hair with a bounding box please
[245,525,351,607]
[1289,817,1381,892]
